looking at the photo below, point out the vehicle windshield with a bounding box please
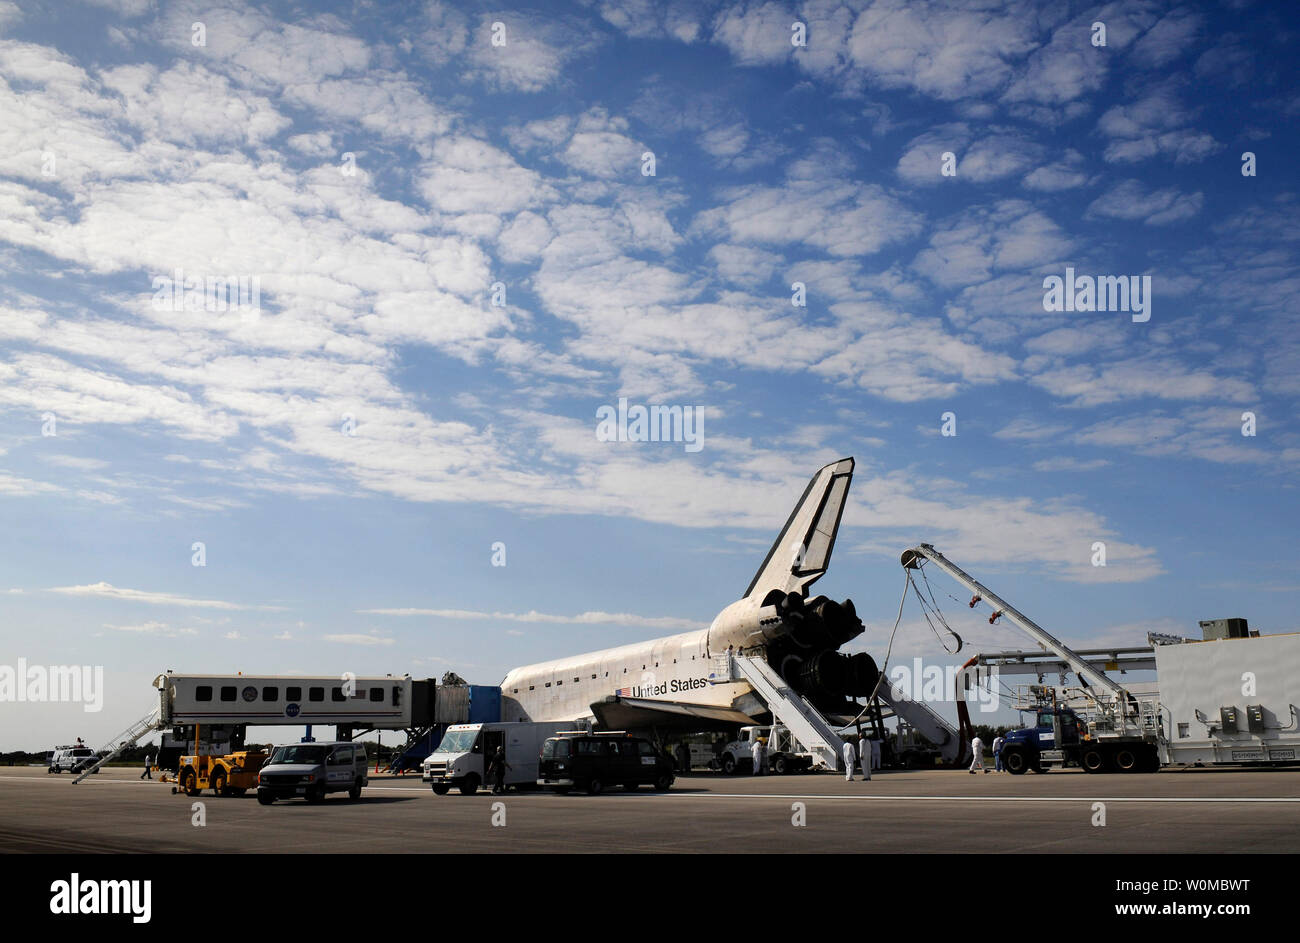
[435,729,480,754]
[541,738,571,759]
[268,745,329,765]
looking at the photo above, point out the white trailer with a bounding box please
[1155,633,1300,766]
[421,721,575,795]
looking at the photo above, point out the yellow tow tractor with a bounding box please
[172,724,268,798]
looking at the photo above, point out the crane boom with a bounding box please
[900,543,1131,703]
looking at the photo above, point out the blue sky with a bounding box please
[1,0,1297,749]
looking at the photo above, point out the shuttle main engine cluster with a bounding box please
[707,589,879,710]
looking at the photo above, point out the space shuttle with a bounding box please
[499,458,878,733]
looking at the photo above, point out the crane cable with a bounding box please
[840,566,911,730]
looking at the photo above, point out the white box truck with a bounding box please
[421,721,575,795]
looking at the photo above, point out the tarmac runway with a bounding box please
[3,765,1299,854]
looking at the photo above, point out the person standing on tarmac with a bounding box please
[992,733,1006,772]
[871,735,882,771]
[860,739,872,781]
[489,745,511,794]
[140,749,152,780]
[750,735,765,775]
[842,739,856,781]
[969,735,985,774]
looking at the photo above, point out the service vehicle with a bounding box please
[719,724,814,775]
[538,731,674,794]
[422,721,571,795]
[49,744,98,774]
[256,741,368,804]
[176,748,269,796]
[903,544,1300,774]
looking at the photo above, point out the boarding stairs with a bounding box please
[728,655,844,769]
[876,678,965,765]
[72,707,165,784]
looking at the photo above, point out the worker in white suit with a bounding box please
[871,736,882,770]
[860,740,872,780]
[750,736,765,775]
[842,739,856,780]
[969,735,985,774]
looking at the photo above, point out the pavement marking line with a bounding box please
[5,777,1298,804]
[638,793,1300,803]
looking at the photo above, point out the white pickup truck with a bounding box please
[719,725,815,775]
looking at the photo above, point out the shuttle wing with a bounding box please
[743,457,854,600]
[591,695,757,732]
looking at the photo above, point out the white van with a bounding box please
[422,722,574,795]
[256,741,368,804]
[49,745,98,774]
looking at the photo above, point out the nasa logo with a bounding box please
[285,703,300,717]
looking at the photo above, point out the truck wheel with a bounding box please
[47,767,54,774]
[1002,747,1029,775]
[1081,749,1106,774]
[586,777,604,795]
[211,770,226,796]
[1114,747,1139,773]
[305,784,326,803]
[182,769,199,797]
[348,783,362,800]
[257,790,275,805]
[721,755,737,775]
[772,755,788,775]
[653,774,673,792]
[1140,746,1161,773]
[458,774,480,796]
[431,783,451,795]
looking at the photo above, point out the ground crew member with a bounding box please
[969,735,985,774]
[675,741,690,774]
[860,739,872,780]
[489,745,511,794]
[750,736,764,775]
[842,739,856,780]
[140,750,152,780]
[992,734,1005,772]
[871,735,882,770]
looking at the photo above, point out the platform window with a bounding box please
[369,688,383,702]
[528,685,534,691]
[591,674,597,680]
[286,686,302,701]
[331,687,347,702]
[545,682,552,688]
[261,687,278,701]
[220,686,237,702]
[195,686,213,702]
[556,680,562,686]
[309,686,325,702]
